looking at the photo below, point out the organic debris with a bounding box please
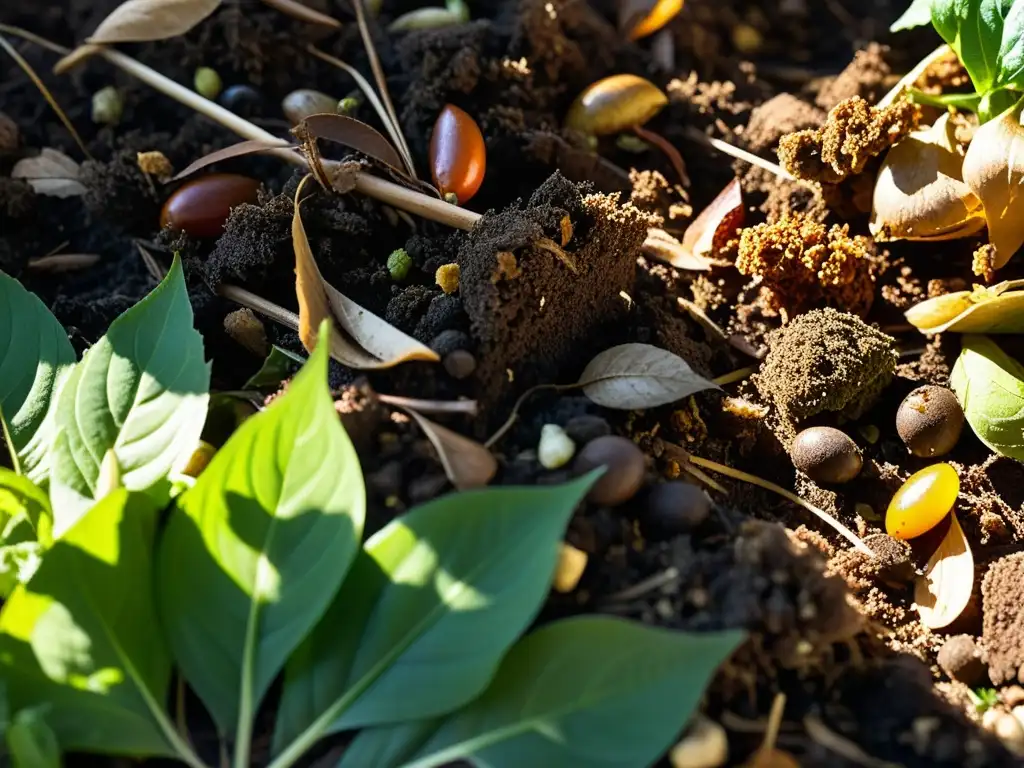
[915,511,973,630]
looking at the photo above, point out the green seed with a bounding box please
[91,86,123,126]
[387,248,412,281]
[194,67,222,100]
[337,97,360,115]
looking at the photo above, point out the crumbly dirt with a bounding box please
[983,553,1024,687]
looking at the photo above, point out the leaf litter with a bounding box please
[914,511,974,630]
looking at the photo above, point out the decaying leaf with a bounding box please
[11,148,86,198]
[641,228,713,271]
[962,96,1024,270]
[26,253,100,272]
[618,0,684,41]
[292,176,439,369]
[401,407,497,489]
[871,113,986,242]
[914,511,974,629]
[578,343,719,410]
[906,280,1024,334]
[172,138,296,181]
[88,0,221,44]
[298,113,404,173]
[259,0,340,26]
[680,178,744,259]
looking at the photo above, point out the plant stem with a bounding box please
[685,453,874,556]
[0,406,22,477]
[89,48,479,230]
[219,284,301,330]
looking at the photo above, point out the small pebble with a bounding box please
[443,349,476,379]
[563,414,611,445]
[430,329,471,356]
[220,84,263,117]
[995,713,1024,756]
[92,86,123,125]
[641,482,710,540]
[282,88,337,124]
[790,426,862,484]
[552,542,588,593]
[937,635,986,686]
[538,424,576,470]
[573,435,646,507]
[896,385,964,458]
[669,716,728,768]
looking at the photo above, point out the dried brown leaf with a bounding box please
[871,114,986,241]
[915,511,974,629]
[962,97,1024,270]
[259,0,340,27]
[292,175,439,369]
[298,113,404,173]
[682,178,744,259]
[26,253,100,272]
[86,0,222,44]
[906,280,1024,334]
[578,343,719,409]
[402,408,497,489]
[173,138,296,181]
[11,148,86,198]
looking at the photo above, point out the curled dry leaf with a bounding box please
[680,178,744,262]
[578,343,719,410]
[259,0,340,26]
[172,138,296,181]
[89,0,221,44]
[906,280,1024,334]
[962,97,1024,271]
[11,148,86,198]
[400,407,497,489]
[871,113,986,242]
[914,510,973,629]
[292,176,439,369]
[298,114,404,173]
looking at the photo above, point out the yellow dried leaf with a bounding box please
[962,97,1024,270]
[915,510,973,629]
[906,280,1024,334]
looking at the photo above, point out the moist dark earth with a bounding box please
[4,0,1024,765]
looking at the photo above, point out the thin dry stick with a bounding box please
[377,393,478,416]
[712,365,756,387]
[350,0,416,178]
[88,48,480,230]
[686,453,874,556]
[601,567,680,604]
[219,284,302,330]
[683,126,799,182]
[484,383,564,448]
[0,32,92,159]
[307,44,416,179]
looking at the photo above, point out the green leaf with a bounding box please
[891,0,935,31]
[997,0,1024,88]
[6,707,62,768]
[156,327,365,755]
[0,272,75,485]
[0,542,42,599]
[0,468,53,547]
[402,617,745,768]
[950,334,1024,460]
[244,346,307,389]
[932,0,1014,92]
[49,255,210,537]
[0,490,198,764]
[271,473,598,767]
[336,719,442,768]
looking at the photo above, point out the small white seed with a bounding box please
[552,543,588,593]
[538,424,576,469]
[996,713,1024,756]
[669,716,728,768]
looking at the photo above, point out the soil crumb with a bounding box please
[982,552,1024,686]
[816,43,894,111]
[734,213,876,317]
[778,96,919,185]
[754,308,897,434]
[743,93,825,155]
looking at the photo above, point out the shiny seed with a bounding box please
[790,426,862,484]
[282,89,338,125]
[430,104,486,204]
[220,84,263,117]
[553,542,588,593]
[538,424,576,470]
[573,435,646,506]
[885,463,960,540]
[641,481,710,540]
[193,67,222,99]
[160,173,261,238]
[896,385,964,458]
[624,0,684,41]
[564,74,668,137]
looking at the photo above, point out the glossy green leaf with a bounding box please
[997,0,1024,88]
[6,706,62,768]
[49,255,210,537]
[403,617,745,768]
[244,345,307,389]
[0,272,75,485]
[271,474,598,766]
[336,719,441,768]
[0,468,53,547]
[0,542,42,599]
[156,327,365,750]
[950,334,1024,460]
[931,0,1014,92]
[0,490,198,763]
[892,0,934,31]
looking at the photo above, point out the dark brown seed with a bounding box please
[641,481,710,539]
[573,435,646,506]
[896,385,965,458]
[443,349,476,379]
[790,426,862,484]
[160,174,260,238]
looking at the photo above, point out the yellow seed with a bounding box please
[553,543,588,593]
[565,75,668,137]
[885,463,960,540]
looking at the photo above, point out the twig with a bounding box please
[484,383,564,448]
[683,126,798,182]
[600,567,679,604]
[804,714,901,768]
[685,453,874,556]
[377,393,479,416]
[219,283,301,330]
[0,30,91,159]
[633,124,690,187]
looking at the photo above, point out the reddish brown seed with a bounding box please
[160,173,261,238]
[429,104,486,204]
[573,435,646,507]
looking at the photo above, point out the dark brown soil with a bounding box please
[4,0,1024,765]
